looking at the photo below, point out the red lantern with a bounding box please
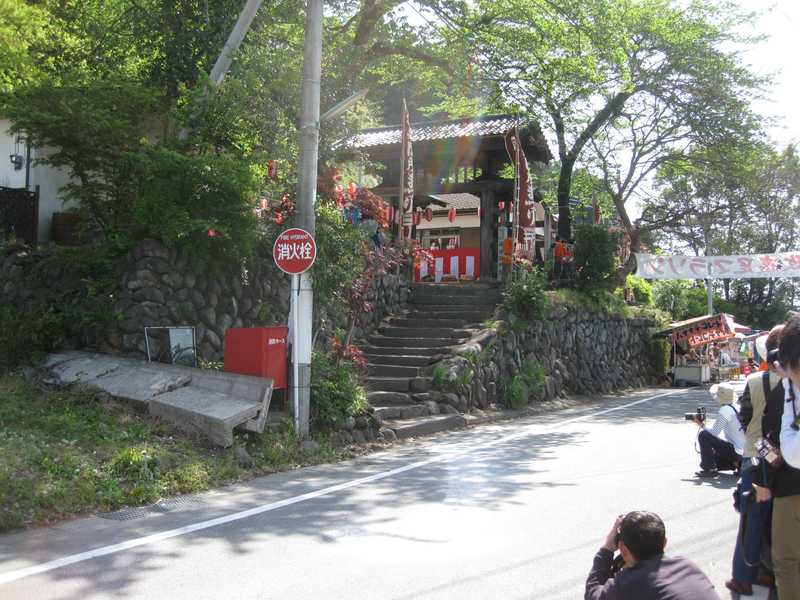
[348,181,357,200]
[334,184,345,208]
[207,228,218,237]
[424,207,433,222]
[498,201,505,210]
[267,160,277,179]
[274,212,284,225]
[413,211,421,226]
[448,207,457,223]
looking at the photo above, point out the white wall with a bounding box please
[0,119,26,189]
[0,119,76,242]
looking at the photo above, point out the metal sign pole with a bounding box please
[292,273,300,436]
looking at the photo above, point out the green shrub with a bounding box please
[432,364,448,389]
[310,352,367,431]
[505,375,528,409]
[124,145,261,259]
[503,268,548,321]
[573,225,620,294]
[648,338,671,377]
[0,244,123,371]
[504,359,545,409]
[109,447,158,481]
[626,274,653,305]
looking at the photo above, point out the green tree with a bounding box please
[459,0,762,240]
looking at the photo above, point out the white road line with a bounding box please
[0,389,683,586]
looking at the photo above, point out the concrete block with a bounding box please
[149,387,261,447]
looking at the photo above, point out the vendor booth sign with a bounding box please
[670,315,735,348]
[635,252,800,280]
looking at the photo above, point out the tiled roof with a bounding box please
[428,193,480,211]
[345,115,522,149]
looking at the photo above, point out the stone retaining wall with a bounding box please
[432,305,654,412]
[0,239,408,364]
[104,239,292,361]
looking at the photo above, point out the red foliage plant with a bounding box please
[329,334,367,371]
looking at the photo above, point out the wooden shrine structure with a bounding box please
[343,114,553,281]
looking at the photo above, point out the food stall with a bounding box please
[658,314,741,385]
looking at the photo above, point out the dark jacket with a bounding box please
[585,548,721,600]
[753,379,800,497]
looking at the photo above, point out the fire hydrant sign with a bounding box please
[273,228,316,274]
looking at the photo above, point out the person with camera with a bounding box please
[692,384,745,478]
[585,511,720,600]
[725,325,783,596]
[753,314,800,599]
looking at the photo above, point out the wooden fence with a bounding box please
[0,185,38,244]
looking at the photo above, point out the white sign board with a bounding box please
[635,252,800,280]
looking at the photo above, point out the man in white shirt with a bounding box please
[693,384,745,478]
[777,316,800,468]
[769,315,800,599]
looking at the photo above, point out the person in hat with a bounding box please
[692,383,745,477]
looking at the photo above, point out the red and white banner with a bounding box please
[635,252,800,280]
[400,100,414,236]
[504,127,537,258]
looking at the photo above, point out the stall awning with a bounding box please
[657,314,736,348]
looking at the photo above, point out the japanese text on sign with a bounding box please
[635,252,800,280]
[272,228,317,275]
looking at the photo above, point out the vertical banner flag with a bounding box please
[504,127,535,258]
[400,99,414,238]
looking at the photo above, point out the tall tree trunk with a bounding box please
[556,157,574,240]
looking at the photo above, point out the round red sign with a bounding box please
[273,228,317,274]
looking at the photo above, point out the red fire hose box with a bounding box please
[224,326,288,389]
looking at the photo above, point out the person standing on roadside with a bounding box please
[725,325,783,596]
[753,314,800,600]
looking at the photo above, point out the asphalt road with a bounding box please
[0,387,772,599]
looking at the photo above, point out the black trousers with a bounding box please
[698,429,740,471]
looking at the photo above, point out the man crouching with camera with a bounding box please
[585,511,720,600]
[691,384,745,477]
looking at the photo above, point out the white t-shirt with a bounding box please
[707,402,746,456]
[780,378,800,469]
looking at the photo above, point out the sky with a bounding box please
[734,0,800,147]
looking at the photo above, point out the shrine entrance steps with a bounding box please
[362,282,501,440]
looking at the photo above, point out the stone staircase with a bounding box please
[363,282,502,439]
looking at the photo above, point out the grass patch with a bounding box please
[0,375,338,532]
[547,289,670,325]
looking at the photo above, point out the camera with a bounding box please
[684,406,707,423]
[767,348,780,365]
[756,438,784,468]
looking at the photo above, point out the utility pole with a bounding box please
[292,0,323,439]
[178,0,264,141]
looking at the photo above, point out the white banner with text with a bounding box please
[635,252,800,280]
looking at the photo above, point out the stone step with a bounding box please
[366,364,422,378]
[363,354,436,367]
[384,413,467,439]
[362,346,445,357]
[367,336,460,348]
[373,404,431,421]
[367,391,414,407]
[365,377,411,392]
[411,294,501,306]
[378,326,472,339]
[407,303,498,315]
[385,317,469,329]
[412,282,500,292]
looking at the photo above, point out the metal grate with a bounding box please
[98,495,204,521]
